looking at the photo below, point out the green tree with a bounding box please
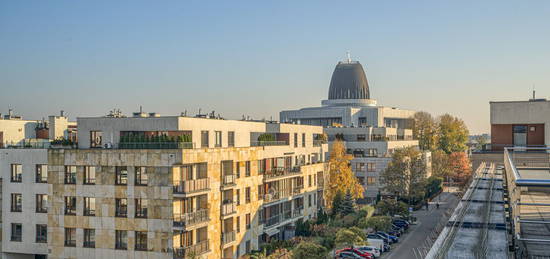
[432,150,452,178]
[358,216,392,231]
[292,242,327,259]
[376,199,408,216]
[425,176,443,199]
[413,111,438,151]
[338,191,356,216]
[437,114,469,154]
[335,228,364,248]
[476,135,488,150]
[380,147,427,201]
[325,140,363,210]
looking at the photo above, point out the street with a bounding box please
[382,191,460,259]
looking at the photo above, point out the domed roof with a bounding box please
[328,61,370,100]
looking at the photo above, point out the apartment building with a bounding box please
[0,112,328,259]
[280,57,428,203]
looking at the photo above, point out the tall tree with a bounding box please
[431,149,452,178]
[325,140,364,209]
[437,114,469,154]
[413,111,438,151]
[448,152,472,185]
[380,147,427,201]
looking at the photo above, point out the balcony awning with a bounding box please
[265,227,280,236]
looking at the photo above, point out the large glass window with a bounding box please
[115,198,127,217]
[36,194,48,213]
[64,166,76,184]
[84,229,95,248]
[84,166,96,184]
[65,196,76,215]
[513,125,528,146]
[84,197,96,216]
[11,164,22,182]
[201,131,209,148]
[90,131,103,148]
[11,193,22,212]
[135,167,148,186]
[115,166,128,185]
[115,230,127,250]
[36,164,48,183]
[135,231,148,251]
[64,228,76,247]
[11,223,22,241]
[36,224,47,243]
[228,131,235,147]
[215,131,222,147]
[135,198,148,218]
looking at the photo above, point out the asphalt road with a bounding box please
[381,191,459,259]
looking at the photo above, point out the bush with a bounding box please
[425,176,443,199]
[292,242,327,259]
[295,219,312,237]
[335,228,364,248]
[376,199,408,216]
[258,133,276,142]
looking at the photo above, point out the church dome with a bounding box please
[328,61,370,100]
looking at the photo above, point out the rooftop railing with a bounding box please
[251,141,288,147]
[119,142,194,149]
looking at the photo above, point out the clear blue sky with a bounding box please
[1,1,549,134]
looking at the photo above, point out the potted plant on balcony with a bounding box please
[50,137,76,149]
[257,133,275,146]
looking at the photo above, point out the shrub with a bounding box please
[376,199,408,216]
[258,133,276,142]
[292,242,327,259]
[334,228,364,248]
[358,216,392,231]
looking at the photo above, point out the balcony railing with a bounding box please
[251,141,288,147]
[222,231,236,245]
[173,178,210,194]
[265,214,281,227]
[221,202,236,216]
[173,240,209,258]
[293,207,304,218]
[119,142,195,149]
[222,174,235,186]
[263,167,301,180]
[174,209,209,227]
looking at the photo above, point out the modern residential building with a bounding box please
[490,97,550,151]
[0,111,328,259]
[280,57,427,203]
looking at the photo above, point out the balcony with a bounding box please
[251,141,288,147]
[173,240,209,258]
[173,178,210,194]
[222,174,235,186]
[222,231,236,245]
[313,140,327,147]
[264,214,281,227]
[174,209,209,228]
[119,142,194,149]
[263,167,301,181]
[221,202,236,216]
[293,207,304,218]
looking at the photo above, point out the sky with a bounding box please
[1,1,549,134]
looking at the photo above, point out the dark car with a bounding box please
[376,231,399,243]
[336,251,365,259]
[336,248,373,259]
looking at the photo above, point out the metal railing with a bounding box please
[174,209,209,227]
[293,207,304,218]
[173,178,210,193]
[173,240,209,258]
[222,174,235,186]
[118,142,194,149]
[251,141,288,147]
[222,231,236,245]
[263,167,301,180]
[221,202,236,216]
[264,214,281,227]
[1,140,50,149]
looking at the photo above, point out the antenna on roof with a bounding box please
[346,51,351,63]
[533,84,536,99]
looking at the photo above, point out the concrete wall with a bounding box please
[0,120,38,147]
[48,116,75,140]
[0,149,48,257]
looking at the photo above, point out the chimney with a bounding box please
[60,110,65,117]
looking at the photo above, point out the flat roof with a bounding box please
[517,168,550,181]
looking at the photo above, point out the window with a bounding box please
[90,130,102,148]
[302,133,306,147]
[84,166,96,184]
[84,197,96,216]
[228,131,235,147]
[135,166,148,186]
[356,162,366,172]
[294,133,298,147]
[135,231,148,251]
[309,175,312,187]
[11,223,22,241]
[246,213,251,229]
[36,224,47,243]
[367,163,376,172]
[115,198,128,217]
[11,193,22,212]
[84,229,95,248]
[201,131,209,148]
[366,148,378,157]
[115,230,127,250]
[115,166,128,185]
[36,164,47,183]
[245,187,251,203]
[367,177,376,185]
[65,196,76,215]
[236,216,240,233]
[215,131,222,147]
[64,166,76,184]
[258,160,266,174]
[235,162,240,178]
[245,161,251,177]
[308,194,312,207]
[135,199,148,218]
[36,194,48,213]
[11,164,22,182]
[64,228,76,247]
[357,134,367,141]
[246,240,251,253]
[236,189,240,206]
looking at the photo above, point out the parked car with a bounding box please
[376,231,399,243]
[367,234,390,244]
[366,238,386,253]
[354,246,381,258]
[393,220,409,230]
[388,229,401,237]
[336,251,365,259]
[336,248,373,259]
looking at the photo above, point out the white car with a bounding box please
[354,246,381,258]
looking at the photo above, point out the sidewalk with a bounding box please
[382,191,460,259]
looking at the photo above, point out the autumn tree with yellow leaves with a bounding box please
[324,140,364,209]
